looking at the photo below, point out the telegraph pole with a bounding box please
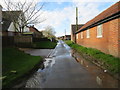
[76,7,78,31]
[75,7,78,43]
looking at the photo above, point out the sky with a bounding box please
[0,0,119,37]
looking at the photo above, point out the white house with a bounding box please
[2,11,29,36]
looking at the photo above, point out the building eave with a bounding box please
[75,11,120,34]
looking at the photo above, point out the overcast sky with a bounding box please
[0,0,119,37]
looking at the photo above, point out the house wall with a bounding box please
[24,26,29,32]
[29,27,42,38]
[71,26,75,42]
[8,22,15,31]
[108,18,119,57]
[8,22,29,32]
[71,25,84,43]
[71,32,75,42]
[76,18,120,58]
[64,35,71,40]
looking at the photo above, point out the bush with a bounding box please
[32,41,57,49]
[33,37,51,42]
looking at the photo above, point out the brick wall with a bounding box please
[76,18,120,58]
[29,27,42,38]
[71,25,76,42]
[71,24,84,43]
[108,18,119,57]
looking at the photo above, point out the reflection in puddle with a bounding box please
[26,57,56,88]
[71,49,119,88]
[44,58,55,68]
[25,41,119,88]
[96,76,102,86]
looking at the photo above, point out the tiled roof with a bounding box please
[65,35,71,37]
[2,11,22,31]
[29,26,41,33]
[2,18,12,31]
[71,24,84,34]
[76,1,120,33]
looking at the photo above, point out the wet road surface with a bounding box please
[25,40,119,88]
[19,48,53,57]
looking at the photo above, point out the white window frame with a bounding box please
[97,24,103,38]
[81,32,83,39]
[86,29,90,38]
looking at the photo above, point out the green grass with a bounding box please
[65,40,120,74]
[32,41,57,49]
[2,48,42,87]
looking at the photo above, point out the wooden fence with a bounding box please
[2,36,14,47]
[14,36,32,43]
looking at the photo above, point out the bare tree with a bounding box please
[42,26,56,39]
[3,0,45,34]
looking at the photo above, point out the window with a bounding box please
[97,24,103,38]
[86,29,90,38]
[76,34,78,39]
[81,32,83,39]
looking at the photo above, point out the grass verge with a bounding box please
[65,40,120,75]
[32,41,57,49]
[2,48,42,87]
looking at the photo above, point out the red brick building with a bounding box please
[71,24,84,42]
[64,35,71,40]
[23,26,43,38]
[72,1,120,58]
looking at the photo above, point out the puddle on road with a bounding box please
[38,57,55,71]
[71,49,119,88]
[25,57,56,88]
[25,41,119,88]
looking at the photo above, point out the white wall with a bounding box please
[24,26,29,32]
[8,22,30,32]
[8,22,15,31]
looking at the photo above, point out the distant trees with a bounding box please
[42,26,56,39]
[3,0,45,34]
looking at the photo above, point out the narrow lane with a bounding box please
[25,40,118,88]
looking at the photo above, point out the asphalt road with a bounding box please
[25,40,118,88]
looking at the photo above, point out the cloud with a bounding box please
[39,0,119,2]
[37,2,102,36]
[1,0,118,37]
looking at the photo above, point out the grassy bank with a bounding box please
[2,48,42,87]
[65,40,120,75]
[32,41,57,49]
